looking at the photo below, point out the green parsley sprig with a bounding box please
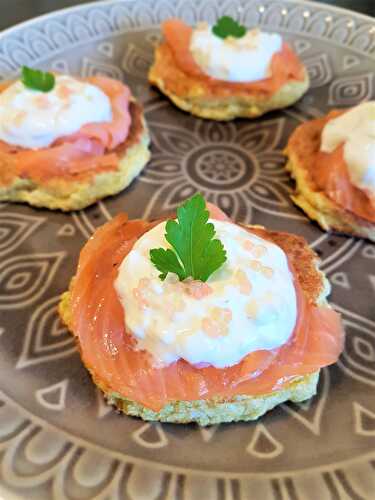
[21,66,55,92]
[212,16,246,39]
[150,194,227,282]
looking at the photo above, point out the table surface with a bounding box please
[0,0,373,32]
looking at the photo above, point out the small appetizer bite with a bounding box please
[285,101,375,241]
[59,194,344,425]
[148,16,309,120]
[0,67,150,211]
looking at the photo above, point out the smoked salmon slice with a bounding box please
[314,145,375,223]
[288,110,375,223]
[0,76,132,186]
[69,206,344,412]
[161,18,306,95]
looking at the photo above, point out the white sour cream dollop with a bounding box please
[0,75,112,149]
[321,101,375,198]
[189,24,282,83]
[115,220,297,369]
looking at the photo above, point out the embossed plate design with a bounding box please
[0,1,374,498]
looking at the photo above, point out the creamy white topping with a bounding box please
[189,24,282,83]
[115,220,297,369]
[0,75,112,149]
[321,101,375,198]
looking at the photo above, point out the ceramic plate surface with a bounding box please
[0,1,375,498]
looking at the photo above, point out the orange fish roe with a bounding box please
[57,84,75,100]
[134,278,186,316]
[246,300,258,319]
[132,289,147,308]
[164,292,186,316]
[214,307,233,322]
[202,306,232,338]
[243,240,268,258]
[201,318,216,337]
[33,94,50,109]
[243,240,255,252]
[235,269,252,295]
[252,245,268,258]
[132,277,151,309]
[13,111,26,126]
[249,259,274,278]
[184,279,213,299]
[249,259,262,271]
[262,266,274,279]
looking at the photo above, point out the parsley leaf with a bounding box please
[21,66,55,92]
[150,194,227,282]
[212,16,246,39]
[150,248,185,282]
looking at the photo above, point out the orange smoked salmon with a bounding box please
[286,110,375,226]
[69,206,344,412]
[0,76,132,186]
[314,143,375,223]
[161,18,305,96]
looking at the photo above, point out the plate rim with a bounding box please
[0,0,374,44]
[1,386,375,478]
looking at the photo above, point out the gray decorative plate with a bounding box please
[0,0,375,498]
